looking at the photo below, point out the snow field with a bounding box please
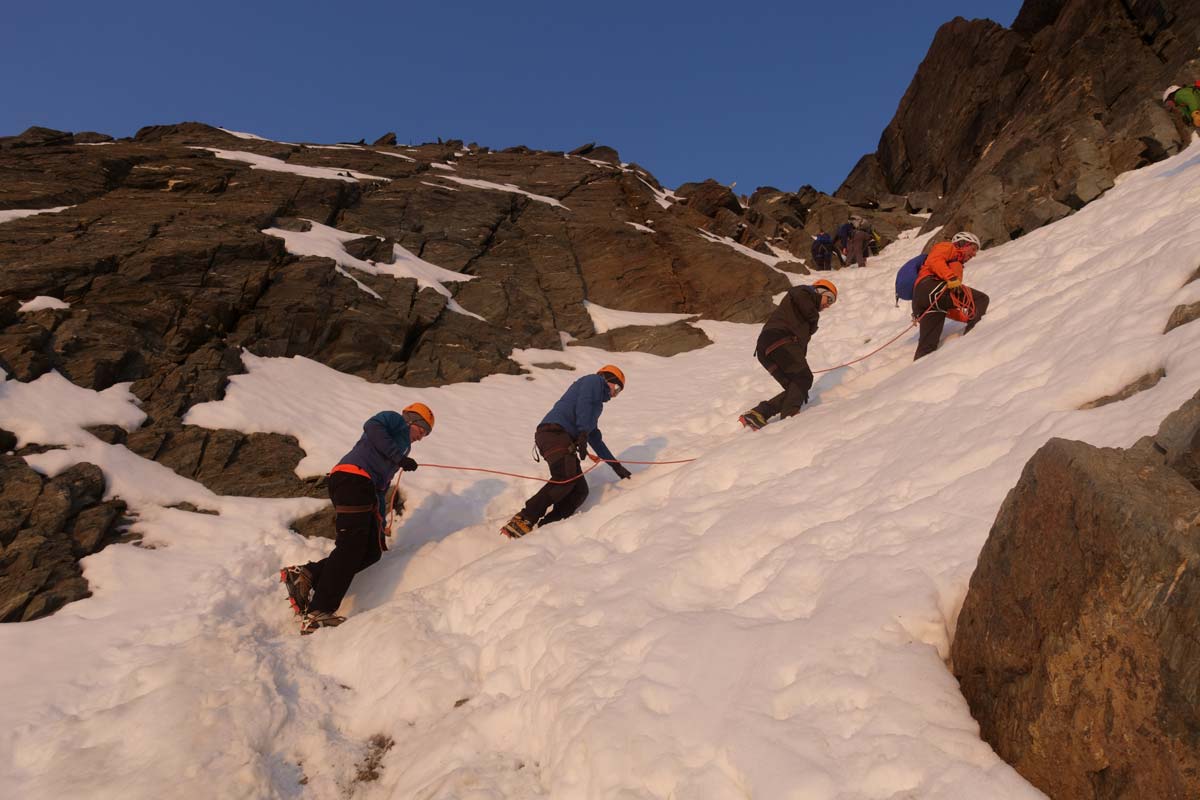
[197,147,388,183]
[0,206,72,224]
[0,141,1198,798]
[262,219,483,320]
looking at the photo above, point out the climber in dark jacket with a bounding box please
[501,366,630,538]
[739,280,837,430]
[832,221,854,265]
[811,232,835,270]
[280,404,434,635]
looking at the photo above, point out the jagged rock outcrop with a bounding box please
[0,458,129,621]
[570,320,712,357]
[952,391,1200,799]
[838,0,1200,245]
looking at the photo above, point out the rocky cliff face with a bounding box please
[838,0,1200,245]
[952,392,1200,799]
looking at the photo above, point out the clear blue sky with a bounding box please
[4,0,1022,194]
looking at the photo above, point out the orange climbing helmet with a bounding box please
[813,279,838,304]
[597,364,625,389]
[402,402,434,434]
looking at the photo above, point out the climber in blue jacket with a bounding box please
[501,366,630,538]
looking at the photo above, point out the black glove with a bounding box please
[611,463,632,480]
[399,456,418,472]
[574,434,589,460]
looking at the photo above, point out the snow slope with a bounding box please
[2,142,1200,799]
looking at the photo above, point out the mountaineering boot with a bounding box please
[280,565,314,616]
[300,610,345,635]
[738,410,768,431]
[501,513,534,539]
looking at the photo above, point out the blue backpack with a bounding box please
[894,254,925,302]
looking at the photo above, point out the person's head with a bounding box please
[598,365,625,398]
[402,402,434,442]
[813,279,838,309]
[1163,85,1182,109]
[951,231,982,262]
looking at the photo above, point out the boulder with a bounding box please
[1165,301,1200,334]
[906,191,940,213]
[953,395,1200,798]
[569,320,712,357]
[587,146,621,164]
[675,179,742,218]
[125,423,324,499]
[0,457,128,622]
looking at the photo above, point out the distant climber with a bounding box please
[832,219,855,266]
[811,231,835,271]
[846,216,874,268]
[1163,83,1200,128]
[280,404,434,635]
[739,279,837,430]
[912,231,990,360]
[501,366,630,538]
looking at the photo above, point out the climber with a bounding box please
[912,231,990,360]
[811,231,835,271]
[846,217,874,268]
[832,218,857,265]
[501,366,631,538]
[739,279,837,430]
[280,404,433,635]
[1163,83,1200,128]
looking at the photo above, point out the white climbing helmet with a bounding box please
[1163,85,1182,102]
[951,231,981,248]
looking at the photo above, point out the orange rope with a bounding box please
[419,454,695,483]
[812,319,918,374]
[811,305,940,374]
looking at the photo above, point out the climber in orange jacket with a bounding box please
[912,231,990,360]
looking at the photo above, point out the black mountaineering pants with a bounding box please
[912,277,991,360]
[306,471,382,615]
[522,425,588,526]
[752,330,814,421]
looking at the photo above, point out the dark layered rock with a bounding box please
[569,142,621,164]
[952,391,1200,799]
[0,458,128,622]
[676,179,742,218]
[1078,368,1166,409]
[1165,300,1200,333]
[125,424,323,499]
[569,320,712,357]
[838,0,1200,245]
